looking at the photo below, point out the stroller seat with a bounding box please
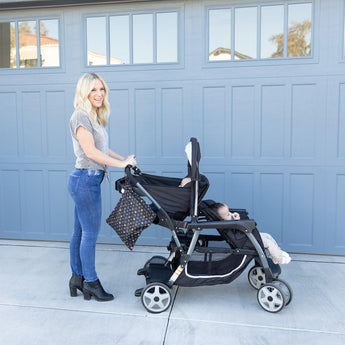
[198,199,281,276]
[198,199,265,250]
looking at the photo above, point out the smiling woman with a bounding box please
[88,79,105,110]
[67,72,137,302]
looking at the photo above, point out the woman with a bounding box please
[68,72,136,301]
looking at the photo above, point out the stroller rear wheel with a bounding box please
[141,282,172,313]
[248,266,266,290]
[257,281,286,313]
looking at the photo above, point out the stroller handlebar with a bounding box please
[125,165,141,183]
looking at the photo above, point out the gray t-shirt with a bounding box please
[70,109,109,172]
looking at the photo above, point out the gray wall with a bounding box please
[1,0,345,255]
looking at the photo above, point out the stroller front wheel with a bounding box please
[257,282,286,313]
[272,278,293,306]
[141,282,172,313]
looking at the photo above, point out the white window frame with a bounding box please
[204,0,318,67]
[0,15,63,72]
[83,6,184,71]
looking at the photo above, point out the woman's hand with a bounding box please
[124,155,137,167]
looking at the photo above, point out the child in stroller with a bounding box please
[210,202,291,265]
[179,178,291,265]
[114,138,293,314]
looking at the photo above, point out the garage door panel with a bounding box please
[287,173,314,247]
[231,86,255,158]
[22,92,42,157]
[337,83,345,158]
[203,86,226,157]
[0,170,21,235]
[47,170,71,237]
[0,92,18,156]
[46,91,67,157]
[22,170,45,235]
[108,89,131,156]
[260,85,286,158]
[229,172,254,217]
[161,87,184,157]
[134,88,156,157]
[257,173,284,244]
[201,171,226,202]
[335,174,345,249]
[291,84,317,158]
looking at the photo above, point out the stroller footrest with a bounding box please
[137,268,148,276]
[135,288,143,297]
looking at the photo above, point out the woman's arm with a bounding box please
[76,126,136,168]
[108,148,125,161]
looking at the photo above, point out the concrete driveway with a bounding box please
[0,239,344,345]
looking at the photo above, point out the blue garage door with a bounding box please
[0,0,345,255]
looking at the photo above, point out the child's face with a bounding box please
[218,205,232,220]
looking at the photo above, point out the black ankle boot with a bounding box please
[69,274,84,297]
[83,279,114,302]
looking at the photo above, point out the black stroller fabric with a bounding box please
[174,200,265,287]
[175,253,254,287]
[106,184,156,250]
[129,173,209,220]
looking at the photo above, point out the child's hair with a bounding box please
[210,202,225,211]
[209,202,225,215]
[73,72,110,128]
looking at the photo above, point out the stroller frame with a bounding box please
[115,138,292,313]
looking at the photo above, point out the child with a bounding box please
[210,203,291,265]
[179,177,191,187]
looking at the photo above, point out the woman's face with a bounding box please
[88,79,105,110]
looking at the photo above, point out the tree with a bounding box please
[18,21,33,34]
[270,20,311,58]
[35,22,49,36]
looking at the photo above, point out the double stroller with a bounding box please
[115,138,293,313]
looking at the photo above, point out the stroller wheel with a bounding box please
[141,282,172,313]
[257,282,286,313]
[273,279,293,306]
[248,266,266,290]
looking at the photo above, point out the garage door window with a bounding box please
[208,1,312,62]
[0,22,16,68]
[0,19,60,68]
[86,11,178,66]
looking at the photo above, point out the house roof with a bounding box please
[209,47,252,60]
[19,32,59,46]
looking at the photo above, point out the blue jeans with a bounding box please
[68,168,104,282]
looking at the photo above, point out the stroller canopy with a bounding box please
[132,173,209,220]
[119,137,209,220]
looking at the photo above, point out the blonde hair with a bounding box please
[73,72,110,127]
